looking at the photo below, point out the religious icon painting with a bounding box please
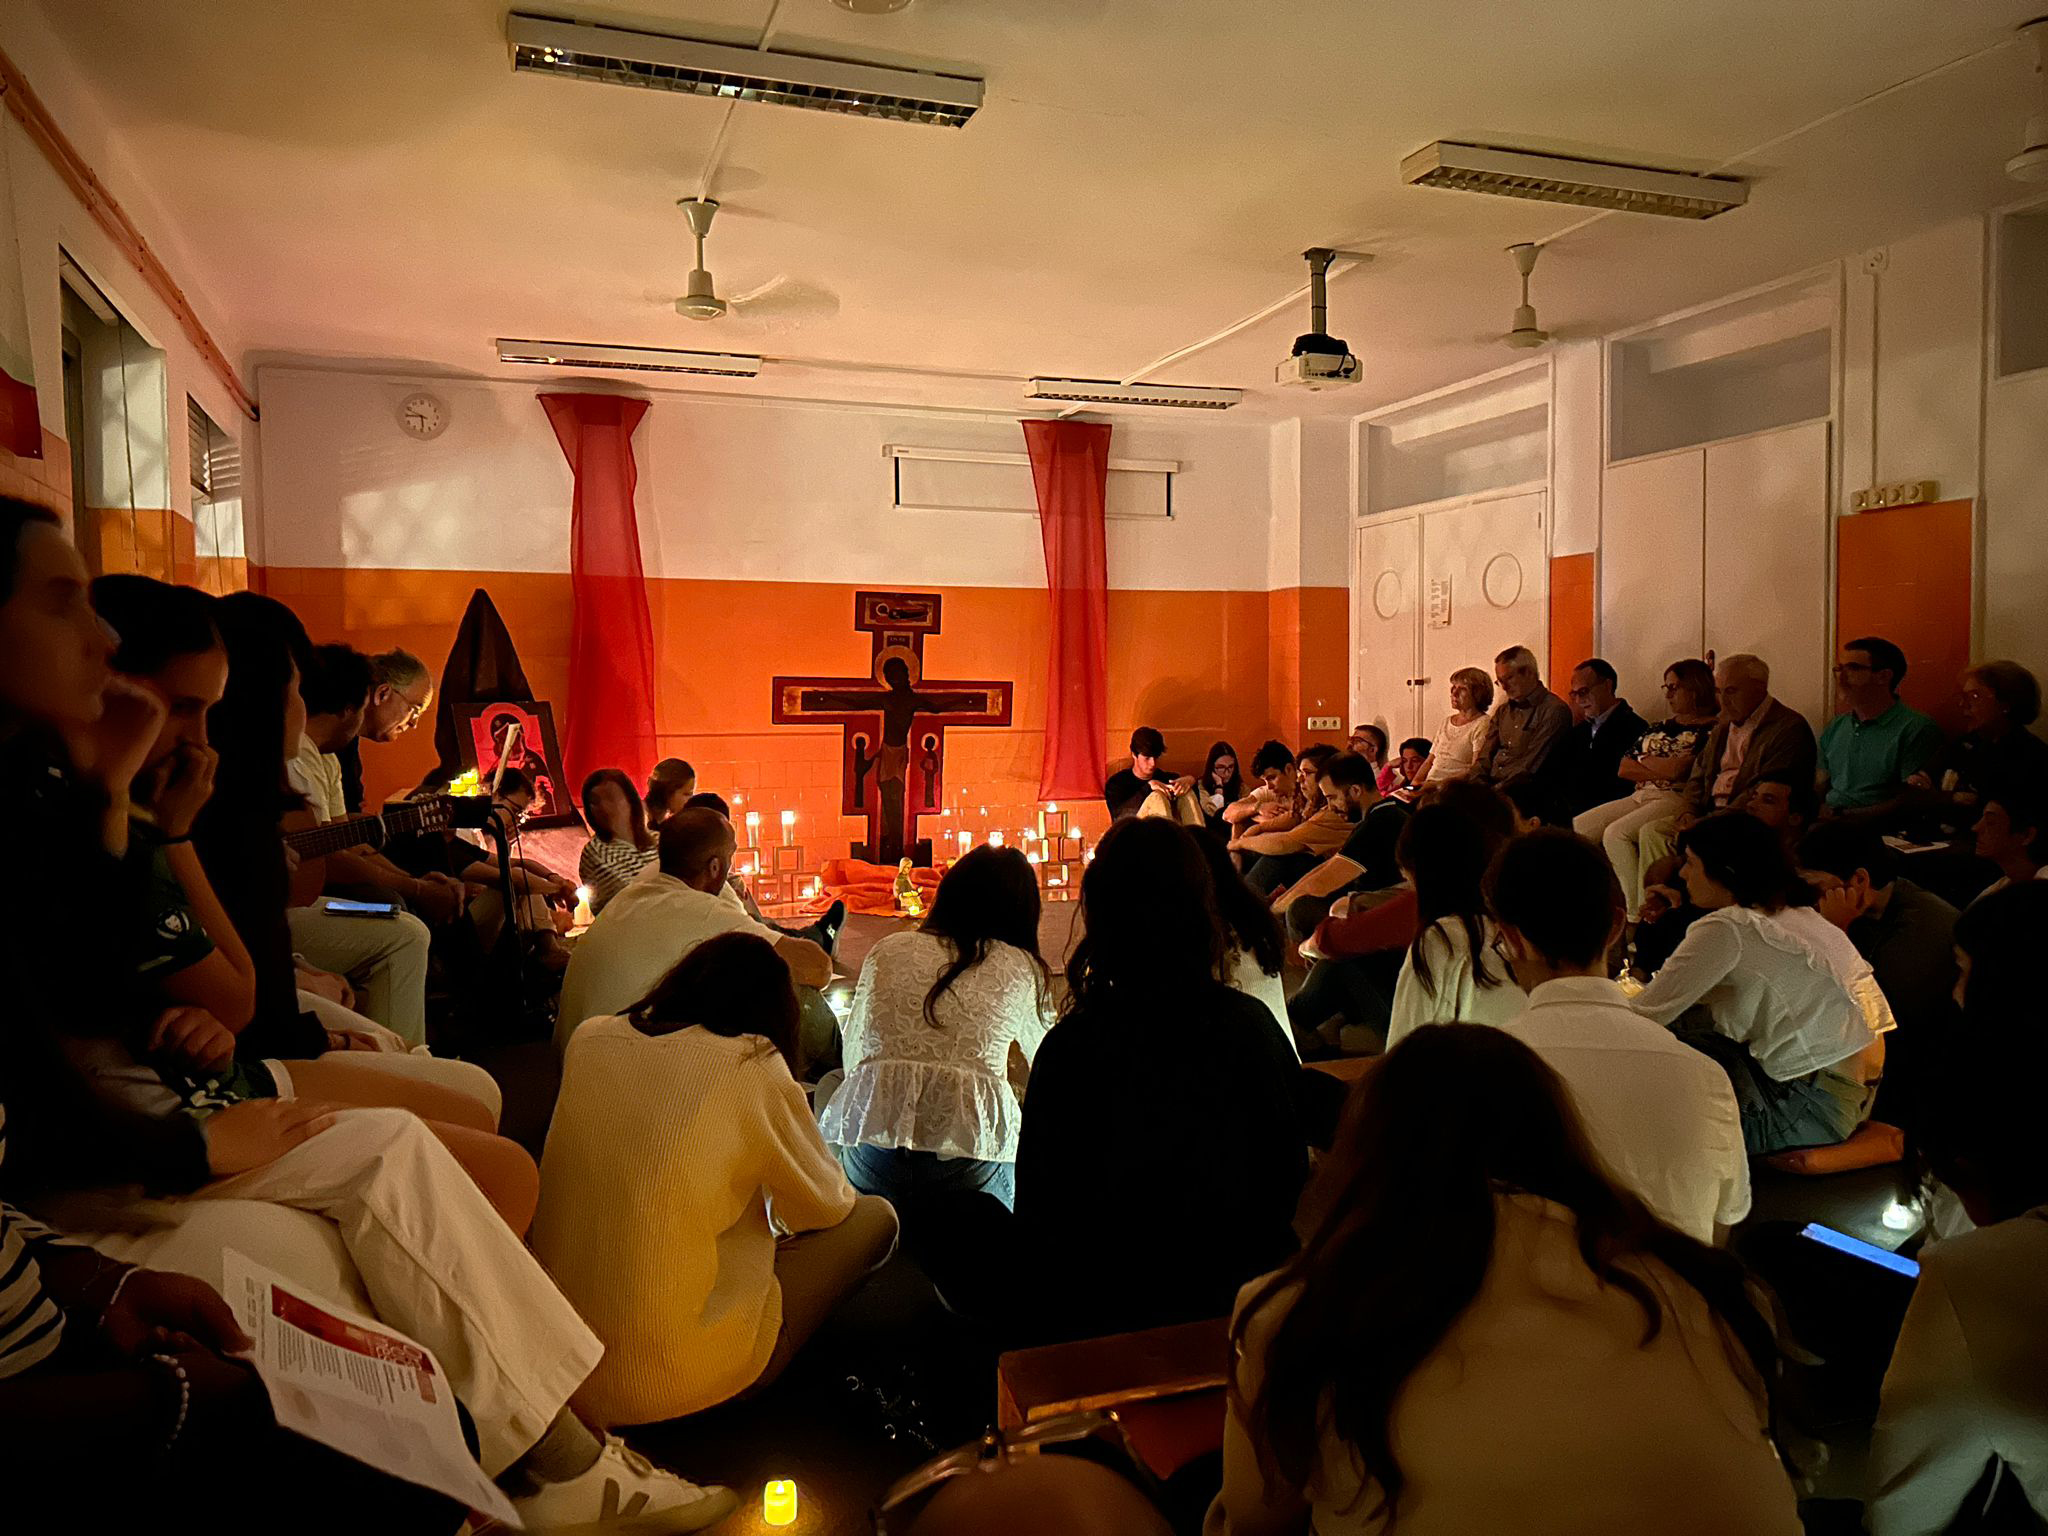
[455,700,576,827]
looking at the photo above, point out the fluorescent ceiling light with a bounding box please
[1024,378,1243,410]
[506,13,982,127]
[1401,141,1748,219]
[496,338,763,377]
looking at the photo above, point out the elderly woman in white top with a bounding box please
[1414,667,1495,787]
[1631,811,1892,1155]
[820,846,1051,1209]
[1384,796,1524,1049]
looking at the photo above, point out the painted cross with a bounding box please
[771,591,1013,865]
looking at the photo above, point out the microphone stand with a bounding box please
[481,806,533,1030]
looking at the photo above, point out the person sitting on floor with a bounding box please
[1820,636,1946,825]
[1382,796,1522,1048]
[577,767,658,915]
[642,757,696,828]
[1412,667,1494,788]
[1488,830,1749,1244]
[1231,743,1345,895]
[1289,781,1514,1058]
[1966,787,2044,902]
[1214,1025,1798,1536]
[1222,740,1299,835]
[1573,657,1719,920]
[557,809,836,1067]
[1798,821,1959,1134]
[1629,811,1892,1155]
[333,646,434,816]
[0,500,734,1529]
[1346,722,1399,795]
[1267,750,1408,943]
[1387,736,1431,802]
[1196,739,1245,835]
[1474,645,1573,806]
[820,845,1050,1211]
[679,791,847,953]
[534,932,899,1427]
[1104,726,1200,823]
[1558,657,1649,820]
[1015,818,1307,1344]
[1868,882,2048,1533]
[1193,832,1296,1055]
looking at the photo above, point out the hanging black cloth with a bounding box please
[421,587,535,790]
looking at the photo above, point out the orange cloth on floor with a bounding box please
[816,857,941,916]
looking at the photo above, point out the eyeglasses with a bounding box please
[1661,682,1683,694]
[1567,686,1595,701]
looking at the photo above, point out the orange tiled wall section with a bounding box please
[1836,500,1973,734]
[0,429,71,524]
[257,567,1348,851]
[1549,553,1597,714]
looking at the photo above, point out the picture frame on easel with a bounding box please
[455,700,577,828]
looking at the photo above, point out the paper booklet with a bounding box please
[222,1249,521,1525]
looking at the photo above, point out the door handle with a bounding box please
[1406,677,1431,687]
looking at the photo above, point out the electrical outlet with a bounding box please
[1307,715,1342,732]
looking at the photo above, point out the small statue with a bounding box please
[894,858,925,918]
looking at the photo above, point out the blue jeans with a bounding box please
[1675,1028,1877,1155]
[839,1142,1016,1211]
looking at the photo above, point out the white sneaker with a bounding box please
[512,1436,739,1535]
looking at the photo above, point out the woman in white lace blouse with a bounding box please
[819,845,1050,1209]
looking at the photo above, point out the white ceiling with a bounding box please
[17,0,2048,419]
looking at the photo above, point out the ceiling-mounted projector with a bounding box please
[1275,248,1362,390]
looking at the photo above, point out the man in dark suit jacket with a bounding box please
[1557,658,1648,821]
[1685,654,1818,816]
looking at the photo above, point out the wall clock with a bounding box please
[397,392,448,441]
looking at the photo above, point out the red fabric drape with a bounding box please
[1023,418,1111,800]
[541,393,658,792]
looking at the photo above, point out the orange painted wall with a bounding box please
[1836,500,1973,733]
[0,428,71,525]
[1549,552,1597,717]
[1266,585,1351,747]
[257,566,1346,854]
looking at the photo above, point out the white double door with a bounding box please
[1351,489,1550,744]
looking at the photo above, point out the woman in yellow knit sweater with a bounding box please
[532,933,899,1426]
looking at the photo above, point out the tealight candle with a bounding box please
[1026,850,1041,866]
[764,1479,798,1527]
[572,886,594,928]
[989,830,1005,848]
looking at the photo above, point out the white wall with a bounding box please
[0,8,251,523]
[255,366,1284,591]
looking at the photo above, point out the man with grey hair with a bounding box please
[1686,653,1816,816]
[340,648,434,813]
[1474,644,1573,809]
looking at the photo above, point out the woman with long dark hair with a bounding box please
[1216,1024,1798,1536]
[577,767,655,913]
[1384,793,1520,1046]
[1631,811,1892,1154]
[1015,819,1307,1342]
[535,932,898,1425]
[819,845,1049,1209]
[1197,740,1246,834]
[1192,831,1294,1054]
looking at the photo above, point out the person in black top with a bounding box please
[1015,817,1307,1344]
[1103,726,1199,822]
[1195,739,1246,835]
[1558,657,1649,821]
[1267,751,1410,944]
[1798,821,1958,1133]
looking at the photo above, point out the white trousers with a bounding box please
[194,1108,602,1474]
[287,901,432,1045]
[293,988,503,1125]
[1573,788,1684,919]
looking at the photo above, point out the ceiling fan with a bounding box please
[1501,241,1551,348]
[672,198,838,324]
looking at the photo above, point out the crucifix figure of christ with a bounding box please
[772,592,1014,865]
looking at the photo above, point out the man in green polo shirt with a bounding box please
[1819,635,1946,823]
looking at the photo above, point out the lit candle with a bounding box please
[809,876,823,897]
[978,805,987,817]
[763,1479,798,1527]
[572,886,594,927]
[745,810,761,839]
[1026,850,1041,866]
[956,830,971,853]
[989,830,1005,848]
[1083,846,1095,863]
[780,810,795,844]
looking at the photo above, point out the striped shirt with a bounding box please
[578,836,657,915]
[0,1105,80,1380]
